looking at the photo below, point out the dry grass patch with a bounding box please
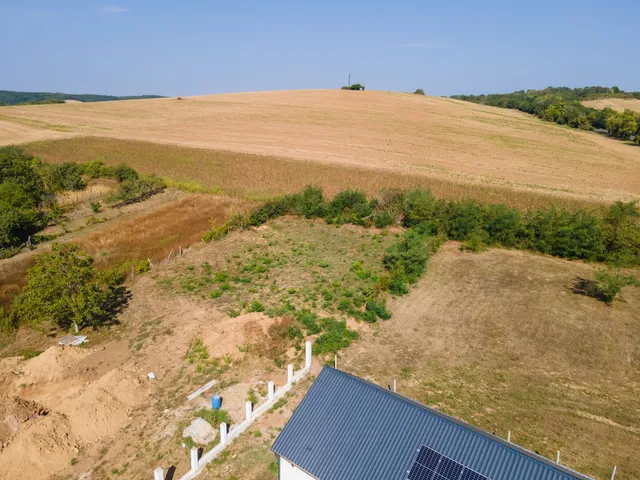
[339,243,640,479]
[24,136,601,211]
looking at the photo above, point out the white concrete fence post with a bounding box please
[305,341,312,369]
[287,364,294,384]
[245,400,252,421]
[220,422,227,444]
[153,467,163,480]
[268,381,275,401]
[190,447,199,472]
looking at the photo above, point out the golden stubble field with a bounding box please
[582,98,640,113]
[2,89,640,203]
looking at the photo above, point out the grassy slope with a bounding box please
[153,219,638,480]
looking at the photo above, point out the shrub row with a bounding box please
[204,186,640,267]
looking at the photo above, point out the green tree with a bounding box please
[11,243,126,331]
[414,89,425,95]
[0,147,48,251]
[605,110,638,139]
[45,162,87,191]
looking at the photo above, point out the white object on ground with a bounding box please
[182,418,216,445]
[147,372,156,379]
[154,468,164,480]
[190,447,199,472]
[268,381,275,401]
[219,422,228,444]
[187,379,217,401]
[305,340,312,368]
[287,364,294,384]
[57,334,87,346]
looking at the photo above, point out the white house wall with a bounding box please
[279,457,315,480]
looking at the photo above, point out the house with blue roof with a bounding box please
[272,366,593,480]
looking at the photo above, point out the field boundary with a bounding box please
[154,341,313,480]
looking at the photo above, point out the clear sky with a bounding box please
[2,0,638,97]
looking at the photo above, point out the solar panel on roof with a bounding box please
[407,446,491,480]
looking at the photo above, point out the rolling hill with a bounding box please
[1,89,640,204]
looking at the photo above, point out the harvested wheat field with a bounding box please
[2,90,640,203]
[582,98,640,113]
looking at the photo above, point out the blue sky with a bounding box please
[2,1,638,97]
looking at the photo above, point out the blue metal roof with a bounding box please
[272,367,592,480]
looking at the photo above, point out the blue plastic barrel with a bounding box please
[211,395,222,410]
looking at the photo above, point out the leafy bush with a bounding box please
[10,243,126,331]
[314,317,358,354]
[402,189,439,227]
[81,159,109,179]
[248,300,265,312]
[293,185,325,218]
[195,408,231,428]
[325,190,373,225]
[446,200,487,240]
[106,175,166,205]
[527,207,604,260]
[414,88,425,95]
[483,204,524,247]
[90,202,101,213]
[298,310,321,334]
[112,163,139,182]
[366,300,392,320]
[460,228,489,252]
[45,162,86,191]
[593,267,640,304]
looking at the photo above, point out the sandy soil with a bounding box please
[582,98,640,113]
[2,90,640,202]
[0,271,280,480]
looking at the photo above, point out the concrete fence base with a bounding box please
[156,341,313,480]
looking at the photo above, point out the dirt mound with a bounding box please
[21,346,91,385]
[0,411,77,480]
[200,312,275,359]
[58,367,151,444]
[0,396,48,444]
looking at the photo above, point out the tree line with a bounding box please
[0,90,165,106]
[451,86,640,144]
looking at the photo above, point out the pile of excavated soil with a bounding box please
[200,312,275,359]
[0,396,48,444]
[58,366,151,443]
[20,346,91,385]
[0,411,78,480]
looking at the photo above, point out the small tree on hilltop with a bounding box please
[11,243,127,331]
[414,88,425,95]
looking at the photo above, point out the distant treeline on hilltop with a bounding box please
[0,90,165,106]
[451,86,640,144]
